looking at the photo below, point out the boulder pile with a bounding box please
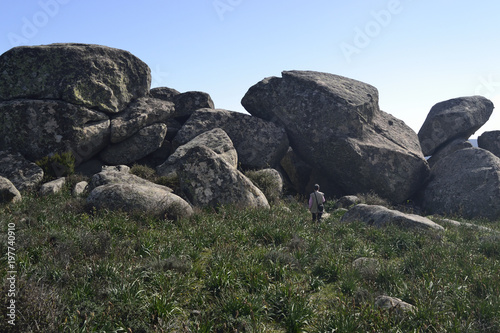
[0,43,499,220]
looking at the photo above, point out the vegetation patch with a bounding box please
[35,151,75,182]
[1,184,499,332]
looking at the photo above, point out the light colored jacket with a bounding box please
[309,191,325,213]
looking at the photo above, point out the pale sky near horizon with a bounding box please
[1,0,499,139]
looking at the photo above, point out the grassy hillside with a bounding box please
[1,175,499,332]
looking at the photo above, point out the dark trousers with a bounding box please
[312,213,322,221]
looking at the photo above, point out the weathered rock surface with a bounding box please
[174,108,289,170]
[177,146,269,209]
[0,43,151,114]
[87,166,172,193]
[150,87,181,102]
[418,96,494,156]
[110,97,174,143]
[72,181,88,197]
[421,147,500,220]
[100,123,167,165]
[173,91,215,119]
[157,128,237,178]
[279,147,313,194]
[0,151,44,191]
[375,296,416,314]
[0,99,110,164]
[245,168,283,203]
[427,138,472,168]
[335,195,362,209]
[242,70,429,203]
[340,204,444,230]
[40,177,66,196]
[432,216,496,233]
[478,130,500,158]
[0,176,21,203]
[87,183,193,220]
[352,257,380,280]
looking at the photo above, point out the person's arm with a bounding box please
[308,195,313,210]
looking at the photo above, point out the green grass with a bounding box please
[1,179,500,332]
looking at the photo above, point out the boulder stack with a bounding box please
[478,130,500,158]
[418,96,493,157]
[417,97,499,220]
[242,70,429,203]
[1,43,499,220]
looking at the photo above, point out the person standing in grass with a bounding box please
[309,184,325,221]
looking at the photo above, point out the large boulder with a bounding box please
[421,147,500,220]
[87,165,172,193]
[100,123,167,165]
[426,139,473,168]
[340,204,444,230]
[0,151,44,191]
[110,97,174,143]
[177,146,269,209]
[478,130,500,158]
[242,70,429,203]
[0,99,110,164]
[173,91,215,119]
[418,96,494,156]
[245,168,283,203]
[0,176,21,203]
[174,108,289,170]
[150,87,181,102]
[157,128,237,178]
[0,43,151,114]
[87,183,193,220]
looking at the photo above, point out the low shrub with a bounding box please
[36,151,75,182]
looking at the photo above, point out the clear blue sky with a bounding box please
[1,0,499,138]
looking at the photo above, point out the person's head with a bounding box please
[314,184,320,191]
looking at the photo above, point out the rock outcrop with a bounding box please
[173,108,289,170]
[87,166,172,193]
[86,165,190,220]
[87,183,193,220]
[177,146,270,209]
[40,177,66,196]
[0,99,110,164]
[418,96,494,156]
[172,91,215,119]
[478,130,500,158]
[0,43,151,114]
[340,204,444,230]
[426,138,473,168]
[421,147,500,220]
[109,97,174,143]
[157,128,237,178]
[0,176,21,203]
[1,43,498,221]
[100,123,167,165]
[0,151,44,191]
[242,70,429,203]
[149,87,181,102]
